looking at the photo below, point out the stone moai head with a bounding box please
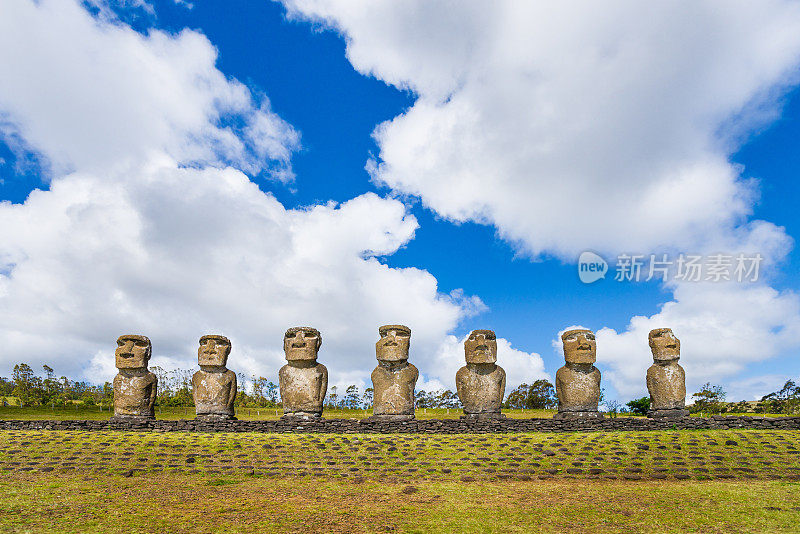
[284,326,322,361]
[115,335,151,370]
[376,324,411,362]
[464,329,497,364]
[198,335,231,367]
[649,328,680,362]
[561,329,596,364]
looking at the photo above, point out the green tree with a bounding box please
[0,377,14,397]
[503,380,557,409]
[12,363,39,406]
[343,385,360,409]
[362,387,374,408]
[40,365,61,405]
[414,389,432,408]
[691,383,727,414]
[266,381,278,406]
[761,380,800,414]
[327,385,338,408]
[435,389,460,408]
[625,396,651,416]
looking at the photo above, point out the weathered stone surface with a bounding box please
[555,329,603,419]
[553,410,604,420]
[192,335,237,420]
[4,415,800,433]
[112,335,157,421]
[646,328,687,418]
[648,408,690,420]
[456,330,506,416]
[369,325,418,420]
[279,327,327,418]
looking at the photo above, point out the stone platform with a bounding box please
[2,415,799,433]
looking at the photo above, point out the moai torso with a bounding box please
[193,335,237,419]
[279,361,328,414]
[555,364,601,412]
[113,370,157,418]
[371,325,417,417]
[112,334,157,419]
[456,330,506,415]
[279,326,327,417]
[193,369,237,417]
[372,362,418,416]
[647,363,686,410]
[456,363,506,414]
[555,329,602,416]
[646,328,686,411]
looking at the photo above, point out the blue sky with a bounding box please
[1,0,800,402]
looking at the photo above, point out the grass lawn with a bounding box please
[1,429,799,532]
[1,473,799,533]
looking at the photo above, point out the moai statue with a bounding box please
[367,325,418,422]
[554,329,603,419]
[646,328,688,419]
[192,335,237,420]
[111,334,157,421]
[456,330,506,420]
[279,327,327,420]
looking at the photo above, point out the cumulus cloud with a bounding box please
[283,0,800,397]
[283,0,800,258]
[0,0,482,390]
[0,163,473,385]
[595,282,800,398]
[0,0,299,179]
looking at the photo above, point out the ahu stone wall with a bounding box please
[2,415,799,433]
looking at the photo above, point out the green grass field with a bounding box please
[2,473,798,533]
[1,429,799,532]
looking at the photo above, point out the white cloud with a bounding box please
[0,0,481,391]
[0,0,299,180]
[726,374,796,402]
[283,0,800,399]
[0,162,478,386]
[596,281,800,398]
[283,0,800,258]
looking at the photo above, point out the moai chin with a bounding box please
[111,334,157,421]
[279,327,327,420]
[366,325,418,422]
[455,330,506,420]
[192,335,237,421]
[646,328,688,419]
[554,329,604,419]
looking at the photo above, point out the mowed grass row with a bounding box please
[1,473,799,533]
[1,429,799,481]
